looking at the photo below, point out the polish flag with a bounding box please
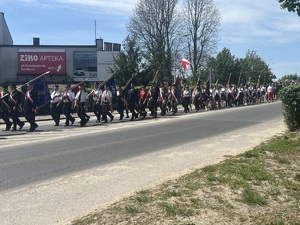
[180,58,190,70]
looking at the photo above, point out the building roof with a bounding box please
[0,12,13,45]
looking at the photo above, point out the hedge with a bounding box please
[279,84,300,131]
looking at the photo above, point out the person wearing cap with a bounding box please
[9,83,25,131]
[92,82,102,122]
[24,82,38,132]
[62,83,75,126]
[74,84,89,127]
[101,85,114,123]
[0,84,13,131]
[50,84,62,126]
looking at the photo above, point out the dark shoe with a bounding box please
[32,124,38,131]
[11,127,17,131]
[71,120,75,126]
[54,124,59,126]
[3,128,10,131]
[110,116,114,122]
[19,123,24,130]
[64,124,69,127]
[26,129,33,132]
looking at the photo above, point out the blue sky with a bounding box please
[1,0,300,79]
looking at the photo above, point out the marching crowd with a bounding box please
[0,81,280,132]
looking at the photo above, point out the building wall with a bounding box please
[0,45,98,84]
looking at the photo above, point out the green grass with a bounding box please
[71,132,300,225]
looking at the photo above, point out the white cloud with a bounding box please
[16,0,138,15]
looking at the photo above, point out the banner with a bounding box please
[22,77,51,108]
[18,49,66,75]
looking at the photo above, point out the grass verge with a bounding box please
[72,132,300,225]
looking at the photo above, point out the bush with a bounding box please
[279,84,300,131]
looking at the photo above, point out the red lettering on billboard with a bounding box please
[18,50,66,75]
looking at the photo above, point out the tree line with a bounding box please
[111,0,297,87]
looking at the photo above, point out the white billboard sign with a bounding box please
[97,51,118,81]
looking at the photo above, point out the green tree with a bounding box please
[278,0,300,16]
[128,0,180,83]
[277,73,299,83]
[183,0,221,80]
[112,35,149,86]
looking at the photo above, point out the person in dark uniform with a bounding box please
[9,83,24,131]
[92,82,102,123]
[169,84,178,115]
[101,85,114,123]
[127,84,139,121]
[116,86,126,120]
[0,84,12,131]
[149,82,159,118]
[62,83,75,127]
[138,85,147,118]
[74,84,89,127]
[24,82,38,132]
[50,84,62,126]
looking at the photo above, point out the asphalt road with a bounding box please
[0,101,285,225]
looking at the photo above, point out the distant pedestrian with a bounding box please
[24,82,38,132]
[50,84,62,126]
[62,83,75,127]
[101,85,114,123]
[9,83,24,131]
[0,84,12,131]
[74,84,89,127]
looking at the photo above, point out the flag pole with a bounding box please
[0,71,50,100]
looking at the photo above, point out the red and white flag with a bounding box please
[180,58,190,70]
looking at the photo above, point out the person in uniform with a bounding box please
[62,83,75,127]
[182,85,191,113]
[127,84,139,121]
[116,86,126,120]
[101,85,114,123]
[50,84,62,126]
[74,84,89,127]
[149,82,159,118]
[92,82,102,122]
[192,85,201,112]
[138,85,147,118]
[9,83,24,131]
[0,84,12,131]
[169,84,178,115]
[24,82,38,132]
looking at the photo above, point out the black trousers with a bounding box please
[77,102,88,126]
[50,102,61,125]
[117,102,125,119]
[102,102,113,122]
[25,108,37,131]
[1,109,12,129]
[10,108,23,128]
[93,102,102,121]
[63,102,75,126]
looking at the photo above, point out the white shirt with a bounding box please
[63,90,74,103]
[101,89,112,103]
[75,90,89,103]
[51,90,62,104]
[93,89,102,101]
[267,85,273,93]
